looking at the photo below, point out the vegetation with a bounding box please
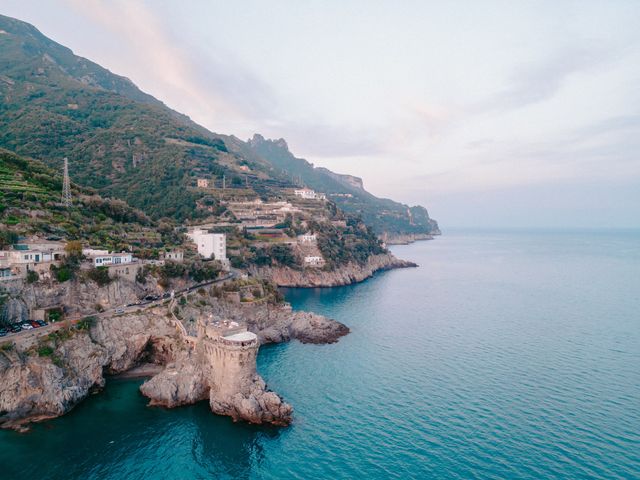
[86,266,112,286]
[313,216,386,268]
[76,316,96,330]
[37,345,54,357]
[26,270,39,284]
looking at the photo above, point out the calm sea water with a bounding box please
[1,230,639,479]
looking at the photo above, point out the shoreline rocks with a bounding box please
[249,253,417,288]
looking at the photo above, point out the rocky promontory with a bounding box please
[249,253,417,288]
[0,308,177,430]
[0,287,347,430]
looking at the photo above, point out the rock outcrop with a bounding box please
[0,308,177,430]
[176,298,349,344]
[0,276,159,325]
[382,232,434,245]
[249,253,416,287]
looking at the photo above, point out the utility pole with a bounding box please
[61,157,71,207]
[222,175,226,189]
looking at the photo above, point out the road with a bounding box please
[0,270,239,345]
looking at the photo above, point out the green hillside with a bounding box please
[0,14,286,221]
[0,148,179,251]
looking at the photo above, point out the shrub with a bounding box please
[26,270,39,284]
[135,267,147,284]
[37,345,55,357]
[87,266,111,286]
[76,316,96,330]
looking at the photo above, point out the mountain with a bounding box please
[0,14,438,237]
[245,134,439,236]
[0,14,287,221]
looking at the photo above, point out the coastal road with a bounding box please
[0,270,239,346]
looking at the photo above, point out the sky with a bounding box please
[1,0,639,228]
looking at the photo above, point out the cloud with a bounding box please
[62,0,277,132]
[474,44,615,113]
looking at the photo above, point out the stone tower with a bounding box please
[196,318,292,425]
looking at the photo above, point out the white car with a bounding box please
[115,308,125,314]
[21,323,33,330]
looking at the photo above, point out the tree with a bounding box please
[64,240,83,258]
[26,270,39,284]
[0,229,18,249]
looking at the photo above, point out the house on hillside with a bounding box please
[83,250,134,267]
[0,239,67,277]
[197,178,209,188]
[187,229,229,268]
[162,250,184,262]
[304,255,324,267]
[297,232,317,244]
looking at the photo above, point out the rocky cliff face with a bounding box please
[177,299,349,344]
[0,334,108,429]
[249,253,416,287]
[0,308,177,430]
[381,232,435,245]
[0,276,157,325]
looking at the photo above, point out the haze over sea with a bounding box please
[1,229,639,479]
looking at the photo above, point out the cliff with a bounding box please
[0,308,177,430]
[381,232,434,245]
[0,276,157,325]
[249,253,416,287]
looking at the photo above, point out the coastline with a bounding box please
[249,253,417,288]
[0,246,427,430]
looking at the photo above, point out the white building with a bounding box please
[294,188,321,200]
[297,233,317,243]
[86,252,134,267]
[163,250,184,262]
[197,178,209,188]
[1,240,67,276]
[187,229,228,265]
[304,256,324,266]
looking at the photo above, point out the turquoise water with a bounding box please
[1,230,639,479]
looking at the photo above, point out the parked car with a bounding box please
[36,320,47,327]
[10,325,21,333]
[21,323,33,330]
[115,308,125,314]
[0,330,7,337]
[30,321,40,328]
[162,292,171,299]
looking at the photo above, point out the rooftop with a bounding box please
[224,331,258,342]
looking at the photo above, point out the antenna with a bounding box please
[61,157,71,207]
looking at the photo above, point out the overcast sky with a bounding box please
[2,0,639,228]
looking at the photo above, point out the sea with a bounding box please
[1,229,639,479]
